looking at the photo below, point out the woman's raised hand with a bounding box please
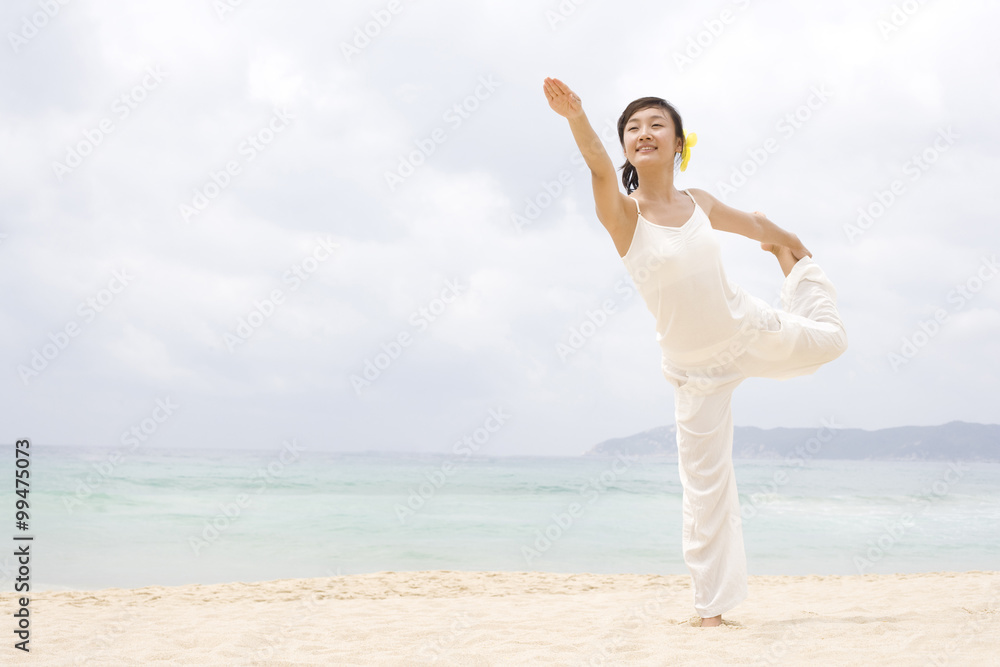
[543,77,584,119]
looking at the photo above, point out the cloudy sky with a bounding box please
[2,0,997,456]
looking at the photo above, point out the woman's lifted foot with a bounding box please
[755,210,810,277]
[761,241,798,278]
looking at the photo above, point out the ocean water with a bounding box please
[5,445,999,591]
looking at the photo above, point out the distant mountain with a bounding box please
[583,420,1000,461]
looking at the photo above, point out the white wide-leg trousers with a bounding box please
[661,257,848,618]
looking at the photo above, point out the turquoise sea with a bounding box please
[6,445,999,591]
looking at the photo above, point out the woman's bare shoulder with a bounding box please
[685,187,718,216]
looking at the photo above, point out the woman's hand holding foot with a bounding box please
[761,240,801,278]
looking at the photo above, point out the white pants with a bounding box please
[660,257,848,618]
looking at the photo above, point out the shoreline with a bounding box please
[19,567,1000,594]
[5,570,998,665]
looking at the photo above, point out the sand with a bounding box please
[4,570,998,666]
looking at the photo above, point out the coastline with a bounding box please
[5,569,998,665]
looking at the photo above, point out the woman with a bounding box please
[543,77,848,627]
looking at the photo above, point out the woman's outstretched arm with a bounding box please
[689,187,812,259]
[543,77,629,233]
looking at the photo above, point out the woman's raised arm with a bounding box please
[543,77,630,233]
[690,188,813,259]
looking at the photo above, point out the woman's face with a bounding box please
[623,106,682,167]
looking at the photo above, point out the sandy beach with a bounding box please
[4,570,997,665]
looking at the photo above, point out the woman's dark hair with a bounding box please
[617,97,685,194]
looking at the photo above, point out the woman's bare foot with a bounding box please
[701,615,722,627]
[761,242,799,278]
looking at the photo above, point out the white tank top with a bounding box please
[622,189,770,366]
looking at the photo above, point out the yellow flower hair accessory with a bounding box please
[679,131,697,172]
